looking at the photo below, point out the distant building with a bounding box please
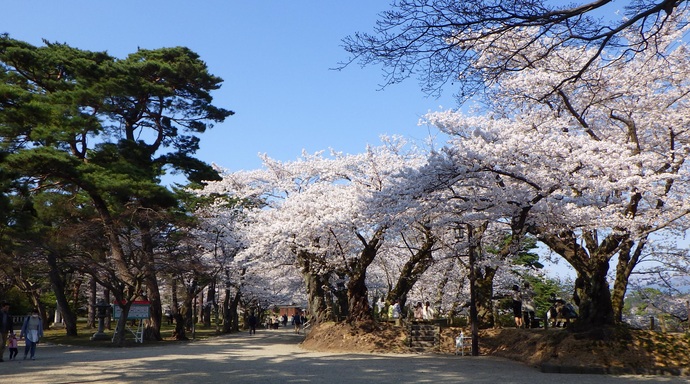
[277,305,302,317]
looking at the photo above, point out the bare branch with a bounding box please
[340,0,690,100]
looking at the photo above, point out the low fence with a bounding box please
[11,315,26,327]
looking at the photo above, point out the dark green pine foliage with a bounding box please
[0,35,233,343]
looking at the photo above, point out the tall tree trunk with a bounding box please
[332,280,348,320]
[537,229,618,329]
[576,260,615,328]
[112,301,133,346]
[170,277,188,339]
[71,274,82,316]
[104,289,112,330]
[475,266,496,328]
[611,237,645,322]
[220,266,245,332]
[142,285,162,341]
[184,282,197,332]
[222,288,232,333]
[222,268,234,333]
[204,282,215,328]
[173,281,196,340]
[298,254,333,324]
[87,277,97,329]
[228,288,241,332]
[171,277,179,317]
[345,230,383,323]
[434,270,450,318]
[140,224,162,341]
[45,251,78,336]
[89,192,141,346]
[346,267,372,323]
[386,225,434,312]
[170,290,187,340]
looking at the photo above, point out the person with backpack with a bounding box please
[20,309,43,360]
[291,311,303,334]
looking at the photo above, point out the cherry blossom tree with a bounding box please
[199,139,431,323]
[403,18,690,328]
[366,189,542,327]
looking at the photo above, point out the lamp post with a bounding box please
[454,222,479,356]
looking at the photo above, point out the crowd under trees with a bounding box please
[1,0,689,346]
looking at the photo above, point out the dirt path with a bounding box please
[1,327,686,383]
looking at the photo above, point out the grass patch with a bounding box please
[42,320,225,348]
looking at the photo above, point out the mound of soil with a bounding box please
[303,322,690,375]
[303,321,409,354]
[476,327,690,374]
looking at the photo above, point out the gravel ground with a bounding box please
[1,327,687,384]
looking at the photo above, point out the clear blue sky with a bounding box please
[2,1,580,280]
[1,1,456,173]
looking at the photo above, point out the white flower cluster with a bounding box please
[193,17,690,316]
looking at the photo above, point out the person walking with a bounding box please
[7,332,18,360]
[291,311,302,334]
[164,308,174,325]
[511,285,523,328]
[389,299,403,326]
[522,282,536,328]
[0,302,12,362]
[20,309,43,360]
[248,312,258,335]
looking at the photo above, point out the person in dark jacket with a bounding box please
[511,285,523,328]
[247,313,258,335]
[0,302,13,362]
[291,311,302,334]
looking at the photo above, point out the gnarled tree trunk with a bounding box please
[298,254,333,324]
[537,229,618,329]
[475,266,496,328]
[345,229,384,323]
[611,237,646,322]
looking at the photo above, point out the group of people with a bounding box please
[247,311,307,335]
[263,314,288,330]
[511,282,536,328]
[1,302,44,362]
[413,301,436,320]
[382,299,436,322]
[291,312,306,334]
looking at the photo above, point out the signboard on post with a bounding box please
[112,300,151,320]
[111,300,150,344]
